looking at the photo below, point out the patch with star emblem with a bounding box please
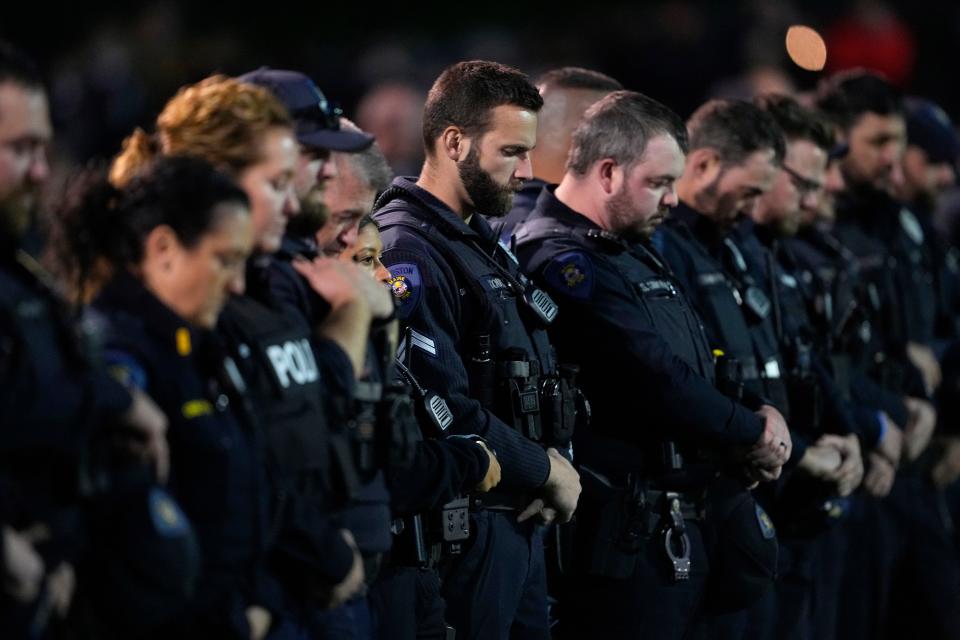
[755,503,776,539]
[103,349,148,391]
[149,487,190,536]
[543,251,595,300]
[387,262,423,317]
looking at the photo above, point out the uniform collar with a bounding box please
[383,176,484,241]
[95,269,204,359]
[730,216,758,245]
[517,177,549,202]
[529,186,666,254]
[835,184,901,229]
[528,185,597,228]
[277,233,318,261]
[670,200,729,253]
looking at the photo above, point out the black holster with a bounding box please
[716,354,745,402]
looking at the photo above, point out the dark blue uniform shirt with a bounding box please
[373,177,554,493]
[513,187,764,480]
[93,270,280,638]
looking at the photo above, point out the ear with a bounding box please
[439,126,467,162]
[143,224,180,273]
[595,159,623,196]
[688,148,721,185]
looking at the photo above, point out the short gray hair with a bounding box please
[567,90,689,176]
[342,142,394,195]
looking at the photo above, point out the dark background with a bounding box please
[3,0,957,168]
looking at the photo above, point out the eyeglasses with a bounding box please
[782,164,823,196]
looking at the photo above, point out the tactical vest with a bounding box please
[891,207,937,345]
[514,218,715,381]
[514,217,717,484]
[375,192,581,449]
[661,223,790,415]
[218,295,334,499]
[831,217,912,393]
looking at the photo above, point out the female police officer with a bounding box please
[60,155,278,638]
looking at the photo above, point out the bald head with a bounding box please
[532,67,622,185]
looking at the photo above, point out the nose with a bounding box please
[883,142,903,167]
[227,268,246,296]
[321,157,338,181]
[739,195,759,218]
[800,188,820,213]
[374,262,391,284]
[889,161,905,191]
[514,153,533,181]
[29,146,50,184]
[339,221,360,250]
[662,184,679,208]
[938,164,956,189]
[825,163,845,194]
[283,184,300,218]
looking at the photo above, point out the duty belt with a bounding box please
[470,490,530,512]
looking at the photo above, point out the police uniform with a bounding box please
[265,238,498,640]
[784,225,908,440]
[92,269,282,639]
[513,187,772,640]
[657,205,794,416]
[373,176,582,640]
[831,189,960,640]
[727,219,874,640]
[219,255,385,639]
[0,240,135,636]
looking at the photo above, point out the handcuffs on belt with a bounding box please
[661,493,692,582]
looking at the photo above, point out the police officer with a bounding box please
[492,66,623,244]
[242,69,510,640]
[657,99,794,422]
[896,97,960,348]
[894,98,960,494]
[740,94,869,640]
[77,156,285,639]
[816,71,960,640]
[512,90,791,640]
[372,60,583,640]
[652,99,803,639]
[0,40,168,637]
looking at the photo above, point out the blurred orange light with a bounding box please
[786,25,827,72]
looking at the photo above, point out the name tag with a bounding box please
[698,272,725,286]
[637,279,677,296]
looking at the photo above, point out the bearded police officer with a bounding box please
[373,60,583,640]
[512,90,790,640]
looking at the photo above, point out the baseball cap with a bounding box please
[905,97,960,164]
[239,67,374,152]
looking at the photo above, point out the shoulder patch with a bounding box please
[543,251,595,300]
[103,349,148,391]
[387,262,423,318]
[755,503,776,539]
[148,487,190,537]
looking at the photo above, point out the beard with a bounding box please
[607,186,665,241]
[286,188,330,239]
[0,187,38,241]
[457,146,521,218]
